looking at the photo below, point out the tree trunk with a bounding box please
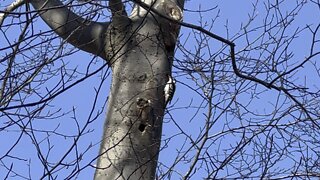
[30,0,184,179]
[94,16,168,180]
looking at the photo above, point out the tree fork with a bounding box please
[29,0,184,179]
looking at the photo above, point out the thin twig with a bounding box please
[0,0,25,27]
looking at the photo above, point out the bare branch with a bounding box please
[29,0,109,59]
[0,0,25,27]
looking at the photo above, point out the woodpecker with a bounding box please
[164,74,176,107]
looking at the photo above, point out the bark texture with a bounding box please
[30,0,184,179]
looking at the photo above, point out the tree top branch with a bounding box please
[29,0,109,59]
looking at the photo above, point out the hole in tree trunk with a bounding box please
[138,124,146,132]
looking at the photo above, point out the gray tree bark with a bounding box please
[30,0,184,179]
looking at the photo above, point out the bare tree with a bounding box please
[1,0,320,179]
[1,0,184,179]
